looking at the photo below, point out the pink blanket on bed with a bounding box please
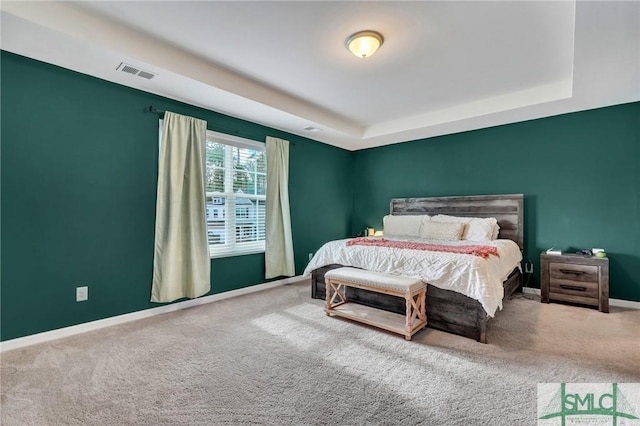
[346,238,499,258]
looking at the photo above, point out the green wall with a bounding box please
[1,52,352,341]
[351,102,640,302]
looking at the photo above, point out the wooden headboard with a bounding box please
[390,194,524,249]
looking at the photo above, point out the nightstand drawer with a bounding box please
[548,262,599,304]
[549,263,598,282]
[549,279,598,300]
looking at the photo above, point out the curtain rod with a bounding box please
[147,105,296,145]
[148,106,165,116]
[147,105,241,136]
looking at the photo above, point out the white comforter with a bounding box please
[303,237,522,317]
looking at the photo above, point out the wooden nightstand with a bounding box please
[540,253,609,312]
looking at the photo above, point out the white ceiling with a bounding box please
[1,1,639,151]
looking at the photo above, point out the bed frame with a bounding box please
[311,194,524,343]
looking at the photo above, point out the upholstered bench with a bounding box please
[324,267,427,340]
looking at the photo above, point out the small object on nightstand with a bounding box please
[540,252,609,313]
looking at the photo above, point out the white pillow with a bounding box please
[491,223,500,240]
[432,215,498,241]
[382,215,429,238]
[420,221,465,241]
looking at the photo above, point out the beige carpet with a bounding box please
[2,281,639,425]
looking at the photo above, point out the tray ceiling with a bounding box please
[1,1,638,150]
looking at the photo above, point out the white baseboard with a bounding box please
[522,286,640,310]
[1,275,307,353]
[522,287,541,296]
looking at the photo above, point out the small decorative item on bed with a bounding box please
[306,194,524,343]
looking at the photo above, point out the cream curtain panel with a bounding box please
[151,112,211,303]
[265,136,295,278]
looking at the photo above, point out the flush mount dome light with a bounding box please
[346,30,384,58]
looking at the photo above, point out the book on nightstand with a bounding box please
[545,248,562,255]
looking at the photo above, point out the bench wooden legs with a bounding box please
[405,289,427,340]
[326,280,348,313]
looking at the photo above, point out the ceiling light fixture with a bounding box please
[346,30,384,58]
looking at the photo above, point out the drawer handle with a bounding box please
[559,284,587,292]
[559,269,585,275]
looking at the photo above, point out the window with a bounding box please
[205,130,266,257]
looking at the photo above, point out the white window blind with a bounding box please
[204,131,266,258]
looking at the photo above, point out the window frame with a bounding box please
[205,130,266,259]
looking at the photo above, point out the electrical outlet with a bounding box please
[76,286,88,302]
[524,262,534,274]
[308,252,313,261]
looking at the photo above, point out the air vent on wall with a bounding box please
[137,71,156,80]
[120,64,139,75]
[116,62,156,80]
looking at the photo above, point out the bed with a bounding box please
[307,194,524,343]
